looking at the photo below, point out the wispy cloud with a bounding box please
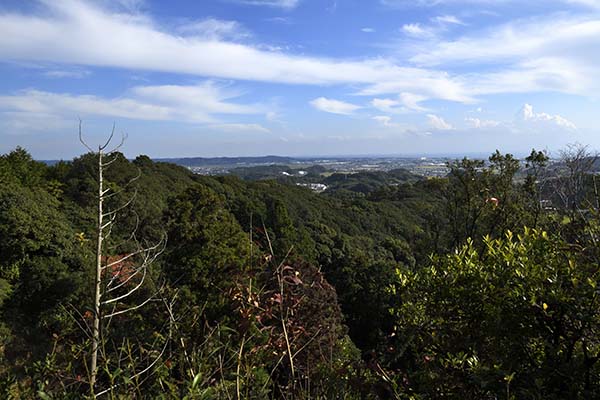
[464,117,500,128]
[372,115,410,129]
[266,16,293,24]
[207,123,270,133]
[462,104,576,132]
[0,82,265,125]
[373,115,394,126]
[431,15,464,25]
[516,103,577,130]
[381,0,598,7]
[401,15,600,98]
[0,0,593,142]
[226,0,300,9]
[0,0,472,104]
[178,18,250,41]
[310,97,361,115]
[371,92,429,113]
[402,23,435,38]
[42,68,91,79]
[427,114,453,130]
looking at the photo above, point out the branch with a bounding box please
[106,132,128,154]
[102,170,141,200]
[106,238,165,294]
[106,211,140,252]
[104,236,165,272]
[102,267,147,305]
[102,190,137,217]
[100,153,121,168]
[99,123,115,151]
[102,284,165,319]
[78,119,94,153]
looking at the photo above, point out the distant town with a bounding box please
[162,155,454,178]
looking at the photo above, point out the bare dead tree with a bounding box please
[555,143,598,213]
[79,122,168,397]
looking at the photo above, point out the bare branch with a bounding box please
[102,190,137,217]
[106,238,166,293]
[106,132,128,154]
[78,119,94,153]
[101,152,120,166]
[102,284,165,319]
[104,238,164,271]
[99,123,115,151]
[61,303,93,340]
[102,170,141,200]
[102,267,147,305]
[101,213,117,231]
[106,211,141,251]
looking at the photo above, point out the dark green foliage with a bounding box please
[2,145,600,398]
[323,169,419,194]
[164,184,249,319]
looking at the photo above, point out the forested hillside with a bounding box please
[1,146,600,399]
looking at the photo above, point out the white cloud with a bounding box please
[566,0,600,8]
[399,92,429,112]
[372,115,410,130]
[178,18,250,41]
[130,82,260,115]
[265,111,279,121]
[2,0,597,119]
[517,103,577,130]
[361,27,375,33]
[227,0,300,9]
[371,92,429,113]
[43,69,91,78]
[431,15,464,25]
[0,111,71,133]
[106,0,146,12]
[427,114,453,130]
[0,82,265,125]
[265,16,292,24]
[310,97,361,115]
[371,98,401,113]
[381,0,497,7]
[381,0,598,7]
[407,15,600,97]
[402,23,435,38]
[356,74,472,103]
[207,123,270,133]
[410,17,600,67]
[373,115,393,126]
[0,0,470,103]
[465,117,500,128]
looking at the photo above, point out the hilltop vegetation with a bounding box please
[1,146,600,399]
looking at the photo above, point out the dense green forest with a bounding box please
[1,144,600,399]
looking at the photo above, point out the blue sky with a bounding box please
[1,0,599,158]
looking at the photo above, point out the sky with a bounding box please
[1,0,600,159]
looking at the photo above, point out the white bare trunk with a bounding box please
[91,149,103,394]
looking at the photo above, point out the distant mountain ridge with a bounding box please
[157,155,295,167]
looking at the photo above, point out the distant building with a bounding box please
[297,183,328,192]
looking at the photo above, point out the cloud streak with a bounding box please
[227,0,300,9]
[310,97,361,115]
[427,114,453,130]
[406,15,600,97]
[0,82,265,125]
[517,103,577,130]
[0,0,472,103]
